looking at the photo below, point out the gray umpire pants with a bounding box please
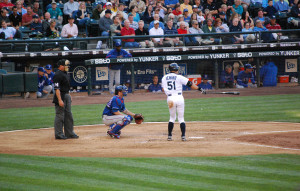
[54,94,75,137]
[108,69,120,94]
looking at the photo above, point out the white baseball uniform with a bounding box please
[162,72,189,123]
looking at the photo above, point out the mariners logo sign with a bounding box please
[73,66,87,83]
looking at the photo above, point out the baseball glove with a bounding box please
[134,114,144,124]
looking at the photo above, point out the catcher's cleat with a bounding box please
[167,136,172,141]
[116,131,121,135]
[181,136,187,141]
[107,131,120,139]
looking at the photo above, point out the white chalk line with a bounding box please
[243,130,300,135]
[237,142,300,151]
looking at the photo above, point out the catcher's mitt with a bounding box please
[134,114,144,124]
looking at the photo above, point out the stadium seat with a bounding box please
[13,43,27,52]
[43,42,59,51]
[59,41,74,50]
[0,69,7,74]
[0,43,13,53]
[79,41,88,50]
[28,43,43,52]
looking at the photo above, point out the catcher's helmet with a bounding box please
[169,63,179,72]
[115,85,128,96]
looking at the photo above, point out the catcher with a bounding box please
[102,85,144,139]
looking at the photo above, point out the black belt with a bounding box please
[168,93,182,96]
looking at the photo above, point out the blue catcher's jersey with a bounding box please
[46,72,55,85]
[102,95,126,116]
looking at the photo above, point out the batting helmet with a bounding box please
[115,85,128,96]
[169,63,179,72]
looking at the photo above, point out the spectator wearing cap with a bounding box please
[9,6,22,27]
[263,0,277,18]
[100,2,115,18]
[121,19,140,48]
[63,0,79,21]
[266,15,285,40]
[47,1,63,27]
[149,20,168,47]
[44,64,55,93]
[220,65,235,88]
[192,5,199,14]
[37,67,52,98]
[183,9,191,23]
[135,20,154,48]
[0,7,10,26]
[99,9,113,36]
[149,14,165,30]
[180,0,193,15]
[61,16,78,38]
[0,0,14,10]
[218,11,229,25]
[198,75,213,90]
[129,0,146,14]
[236,64,257,88]
[106,42,132,94]
[148,75,162,93]
[22,5,40,27]
[203,0,218,15]
[172,4,182,16]
[30,14,43,33]
[194,0,204,11]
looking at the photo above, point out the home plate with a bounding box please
[189,137,205,139]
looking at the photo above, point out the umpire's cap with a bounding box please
[56,59,70,68]
[169,63,179,72]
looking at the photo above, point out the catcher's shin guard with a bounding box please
[111,115,132,134]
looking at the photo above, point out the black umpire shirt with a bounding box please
[52,70,70,105]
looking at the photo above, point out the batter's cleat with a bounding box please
[167,136,172,141]
[116,131,121,136]
[107,131,120,139]
[181,136,187,141]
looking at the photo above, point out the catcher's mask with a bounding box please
[169,63,179,72]
[115,85,128,96]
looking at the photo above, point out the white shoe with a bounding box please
[25,92,30,99]
[181,136,187,141]
[167,136,172,141]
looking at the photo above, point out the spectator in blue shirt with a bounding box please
[164,19,183,46]
[148,75,163,93]
[30,15,43,33]
[165,0,179,8]
[263,0,277,17]
[230,0,244,15]
[236,64,257,88]
[0,20,16,39]
[274,0,290,12]
[47,1,63,28]
[260,60,278,86]
[253,19,274,42]
[198,75,213,90]
[220,65,235,88]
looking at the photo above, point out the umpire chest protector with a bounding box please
[53,70,71,104]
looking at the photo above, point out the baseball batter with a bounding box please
[162,63,205,141]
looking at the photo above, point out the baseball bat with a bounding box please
[205,91,240,95]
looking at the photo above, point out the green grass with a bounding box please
[0,94,300,131]
[1,94,300,191]
[0,154,299,191]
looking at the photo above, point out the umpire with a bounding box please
[53,59,79,140]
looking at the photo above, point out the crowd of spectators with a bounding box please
[0,0,299,46]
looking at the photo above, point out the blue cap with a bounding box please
[183,9,188,12]
[38,67,45,72]
[45,64,52,70]
[203,75,209,80]
[244,64,253,69]
[115,42,121,47]
[270,15,276,19]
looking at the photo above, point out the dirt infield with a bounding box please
[0,122,299,157]
[0,86,299,157]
